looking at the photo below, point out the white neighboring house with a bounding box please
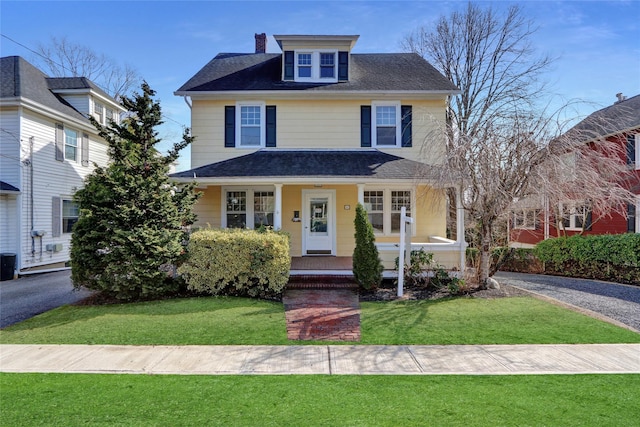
[0,56,125,276]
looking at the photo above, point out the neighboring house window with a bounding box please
[64,128,78,161]
[627,134,639,170]
[513,209,539,230]
[559,202,591,231]
[627,201,637,233]
[106,108,114,123]
[94,102,104,124]
[224,189,275,229]
[363,189,412,235]
[62,199,79,233]
[363,190,384,233]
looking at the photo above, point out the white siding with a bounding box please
[16,109,109,271]
[0,108,22,189]
[0,194,19,254]
[59,94,90,116]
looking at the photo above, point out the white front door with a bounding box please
[302,190,336,255]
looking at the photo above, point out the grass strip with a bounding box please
[1,296,638,345]
[2,373,639,426]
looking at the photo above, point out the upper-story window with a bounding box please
[294,51,337,82]
[559,202,590,231]
[236,102,265,147]
[372,102,401,147]
[64,128,78,161]
[94,102,104,123]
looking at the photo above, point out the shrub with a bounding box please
[352,203,383,289]
[178,228,290,298]
[535,234,640,284]
[395,248,466,293]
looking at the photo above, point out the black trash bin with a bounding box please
[1,253,16,281]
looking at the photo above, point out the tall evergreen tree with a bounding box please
[71,83,199,300]
[352,203,383,289]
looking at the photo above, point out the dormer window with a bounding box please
[292,51,338,82]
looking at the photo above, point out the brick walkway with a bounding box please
[283,287,361,341]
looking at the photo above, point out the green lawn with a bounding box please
[2,296,639,426]
[1,296,638,344]
[2,373,639,426]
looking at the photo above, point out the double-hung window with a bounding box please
[224,189,275,229]
[319,53,335,78]
[94,102,104,124]
[297,53,312,78]
[62,199,79,233]
[372,102,401,147]
[294,51,337,82]
[363,189,413,235]
[560,202,589,231]
[363,191,384,233]
[513,209,539,230]
[236,103,265,147]
[64,128,78,161]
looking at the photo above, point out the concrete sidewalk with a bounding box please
[1,344,639,375]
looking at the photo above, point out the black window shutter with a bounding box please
[52,197,61,237]
[585,208,593,231]
[266,106,276,147]
[360,106,371,147]
[81,132,89,166]
[627,202,636,232]
[401,105,412,147]
[338,51,349,80]
[284,51,294,80]
[55,123,64,161]
[224,106,235,148]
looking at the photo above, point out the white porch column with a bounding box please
[357,183,365,205]
[274,183,283,230]
[456,186,466,274]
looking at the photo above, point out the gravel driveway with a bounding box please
[494,271,640,332]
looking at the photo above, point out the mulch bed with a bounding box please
[359,282,531,302]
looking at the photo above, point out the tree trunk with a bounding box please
[478,221,492,289]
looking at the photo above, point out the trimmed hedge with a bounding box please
[534,234,640,284]
[178,228,291,298]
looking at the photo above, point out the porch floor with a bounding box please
[290,256,353,275]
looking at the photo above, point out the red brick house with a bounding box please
[510,93,640,247]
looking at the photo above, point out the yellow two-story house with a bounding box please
[172,34,465,273]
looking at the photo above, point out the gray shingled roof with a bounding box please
[1,56,113,122]
[0,181,20,192]
[566,94,640,140]
[171,149,444,181]
[175,53,459,94]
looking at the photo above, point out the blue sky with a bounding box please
[1,1,639,170]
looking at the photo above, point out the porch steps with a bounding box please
[286,275,358,290]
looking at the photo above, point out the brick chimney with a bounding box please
[255,33,267,54]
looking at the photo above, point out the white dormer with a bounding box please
[274,35,359,83]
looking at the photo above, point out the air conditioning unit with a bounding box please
[46,243,63,252]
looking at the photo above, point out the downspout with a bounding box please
[29,136,34,257]
[183,96,192,110]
